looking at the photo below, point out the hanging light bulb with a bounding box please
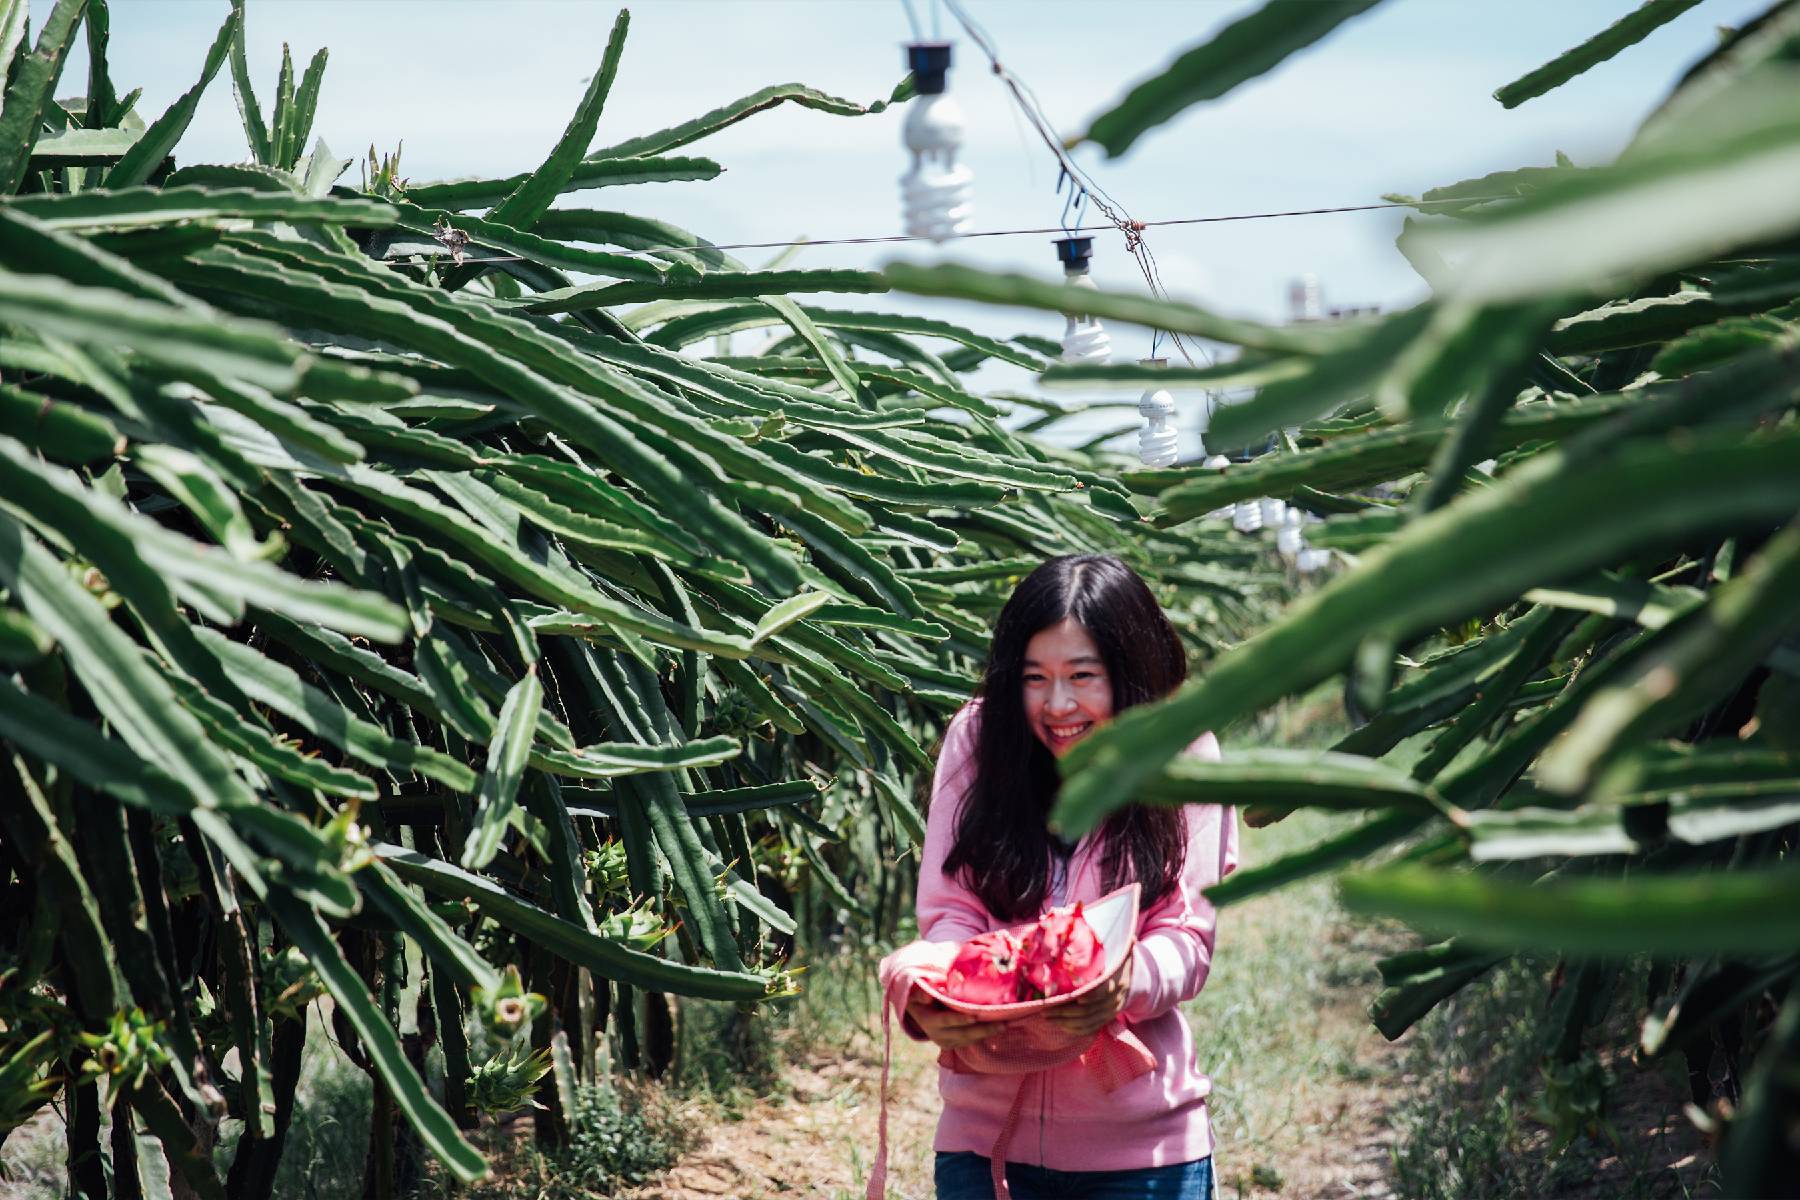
[1295,510,1331,573]
[1202,455,1234,521]
[1054,237,1111,363]
[1232,498,1264,534]
[900,43,973,243]
[1276,508,1306,561]
[1136,358,1177,467]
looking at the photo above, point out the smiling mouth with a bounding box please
[1043,721,1093,747]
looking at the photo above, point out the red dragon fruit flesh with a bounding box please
[945,929,1023,1005]
[1019,901,1104,999]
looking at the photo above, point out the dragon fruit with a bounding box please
[1018,901,1104,999]
[945,929,1023,1005]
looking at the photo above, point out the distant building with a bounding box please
[1288,273,1378,323]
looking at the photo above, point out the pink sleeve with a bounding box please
[1120,730,1239,1025]
[913,703,993,944]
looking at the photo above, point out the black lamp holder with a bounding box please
[1054,236,1094,273]
[907,43,953,95]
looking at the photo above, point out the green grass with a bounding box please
[1389,960,1577,1200]
[210,1007,373,1200]
[443,1079,696,1200]
[1196,692,1722,1199]
[1169,689,1390,1194]
[1188,804,1394,1196]
[671,938,888,1112]
[1387,960,1723,1200]
[1,1008,372,1200]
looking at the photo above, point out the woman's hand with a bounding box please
[905,988,1013,1051]
[1040,946,1133,1039]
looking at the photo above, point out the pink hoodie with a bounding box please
[886,701,1238,1173]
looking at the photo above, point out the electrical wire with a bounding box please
[397,0,1521,376]
[398,197,1482,268]
[940,0,1209,365]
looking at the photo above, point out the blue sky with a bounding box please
[30,0,1770,446]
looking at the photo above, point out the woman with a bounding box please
[887,554,1237,1200]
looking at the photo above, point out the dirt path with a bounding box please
[635,814,1414,1200]
[633,935,1405,1200]
[622,1018,942,1200]
[619,818,1706,1200]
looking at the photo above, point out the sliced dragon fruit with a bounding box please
[944,929,1024,1005]
[1018,900,1104,1000]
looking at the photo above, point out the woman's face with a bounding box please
[1021,617,1114,757]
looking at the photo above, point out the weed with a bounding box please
[201,1008,371,1200]
[673,941,884,1107]
[274,1052,373,1199]
[452,1079,695,1200]
[5,1010,371,1200]
[1189,804,1385,1155]
[672,997,784,1105]
[1386,959,1723,1199]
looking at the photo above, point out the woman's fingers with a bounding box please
[907,998,1022,1049]
[1038,964,1130,1034]
[1042,999,1115,1036]
[910,1002,980,1031]
[1040,1009,1100,1031]
[908,959,1134,1050]
[935,1021,1003,1049]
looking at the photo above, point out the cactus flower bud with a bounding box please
[494,996,528,1031]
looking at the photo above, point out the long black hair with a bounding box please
[941,554,1189,921]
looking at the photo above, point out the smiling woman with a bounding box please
[879,555,1238,1200]
[948,556,1197,923]
[1023,616,1113,756]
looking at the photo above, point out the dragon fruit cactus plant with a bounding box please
[1019,901,1104,1000]
[945,929,1025,1005]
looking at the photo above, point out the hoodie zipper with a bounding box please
[1036,1072,1051,1165]
[1037,839,1092,1168]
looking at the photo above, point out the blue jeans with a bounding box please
[934,1151,1214,1199]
